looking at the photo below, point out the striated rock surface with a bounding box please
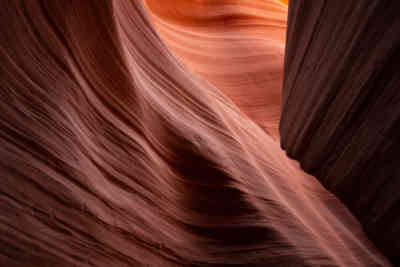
[0,0,393,266]
[280,0,400,265]
[144,0,288,139]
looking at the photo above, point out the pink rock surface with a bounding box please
[145,0,287,139]
[0,0,391,266]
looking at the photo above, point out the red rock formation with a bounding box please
[0,0,392,266]
[144,0,287,139]
[280,1,400,265]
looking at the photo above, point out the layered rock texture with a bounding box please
[280,1,400,265]
[0,0,396,266]
[144,0,287,139]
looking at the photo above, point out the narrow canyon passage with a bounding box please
[0,0,395,266]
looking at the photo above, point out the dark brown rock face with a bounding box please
[280,1,400,265]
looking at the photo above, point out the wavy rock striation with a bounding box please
[144,0,287,139]
[0,0,392,266]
